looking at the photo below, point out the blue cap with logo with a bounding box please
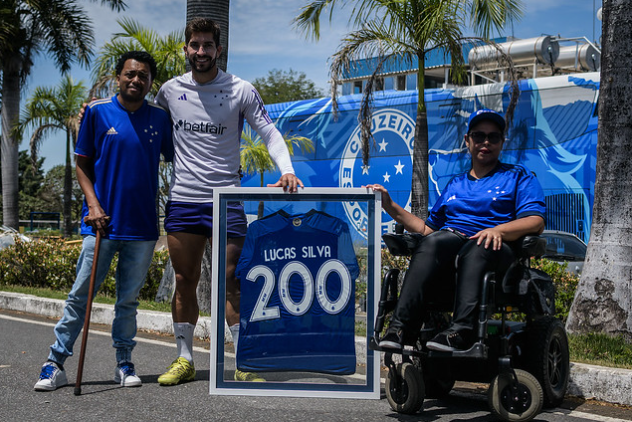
[467,108,506,132]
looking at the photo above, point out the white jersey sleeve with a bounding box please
[241,84,295,175]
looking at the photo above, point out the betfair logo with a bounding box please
[174,119,227,135]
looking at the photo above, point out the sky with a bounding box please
[22,0,603,172]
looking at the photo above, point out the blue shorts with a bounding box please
[164,201,247,238]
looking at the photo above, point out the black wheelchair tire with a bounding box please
[525,316,570,407]
[385,362,424,414]
[488,369,543,422]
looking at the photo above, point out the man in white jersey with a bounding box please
[155,18,303,385]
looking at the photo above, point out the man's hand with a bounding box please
[267,173,304,193]
[77,97,97,123]
[83,206,110,237]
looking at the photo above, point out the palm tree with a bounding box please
[186,0,230,71]
[294,0,523,219]
[17,75,88,237]
[240,127,314,218]
[90,18,186,99]
[566,0,632,337]
[0,0,126,230]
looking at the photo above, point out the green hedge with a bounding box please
[0,238,168,301]
[532,258,580,323]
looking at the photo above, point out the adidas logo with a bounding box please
[178,94,187,101]
[106,127,118,135]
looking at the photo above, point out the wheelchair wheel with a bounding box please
[488,369,543,422]
[385,362,424,414]
[526,317,570,407]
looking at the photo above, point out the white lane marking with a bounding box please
[0,313,208,353]
[1,313,371,382]
[545,409,631,422]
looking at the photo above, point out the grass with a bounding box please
[568,332,632,370]
[2,284,632,370]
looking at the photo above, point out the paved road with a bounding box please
[1,309,630,422]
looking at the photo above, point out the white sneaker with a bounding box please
[34,361,68,391]
[114,362,142,387]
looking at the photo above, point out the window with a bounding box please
[396,75,406,90]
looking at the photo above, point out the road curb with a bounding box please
[2,291,631,406]
[0,291,227,340]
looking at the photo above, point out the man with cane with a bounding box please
[34,51,173,391]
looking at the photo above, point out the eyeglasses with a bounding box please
[468,131,504,144]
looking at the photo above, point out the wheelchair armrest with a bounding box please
[382,233,424,256]
[518,235,546,258]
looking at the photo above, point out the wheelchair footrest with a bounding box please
[427,342,488,359]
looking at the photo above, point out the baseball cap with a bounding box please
[467,108,506,132]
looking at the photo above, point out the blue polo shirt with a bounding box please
[75,95,174,240]
[426,163,546,237]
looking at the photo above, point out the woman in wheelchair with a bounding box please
[366,108,546,352]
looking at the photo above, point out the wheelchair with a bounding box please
[370,230,570,421]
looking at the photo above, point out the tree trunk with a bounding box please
[1,65,21,229]
[63,131,73,237]
[410,52,429,220]
[186,0,230,72]
[565,0,632,340]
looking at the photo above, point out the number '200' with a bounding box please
[245,259,352,322]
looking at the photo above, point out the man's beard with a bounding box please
[189,54,217,73]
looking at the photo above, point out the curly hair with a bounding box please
[115,51,158,81]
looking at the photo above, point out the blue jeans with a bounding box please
[48,235,156,365]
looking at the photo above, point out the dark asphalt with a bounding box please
[1,309,630,422]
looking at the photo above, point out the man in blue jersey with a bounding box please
[34,51,174,391]
[155,18,302,385]
[367,109,546,352]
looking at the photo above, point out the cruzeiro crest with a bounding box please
[339,109,415,238]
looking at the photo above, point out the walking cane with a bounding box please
[74,230,102,396]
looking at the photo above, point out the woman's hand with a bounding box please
[471,227,505,250]
[363,184,429,235]
[363,184,392,207]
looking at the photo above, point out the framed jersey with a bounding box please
[210,188,381,399]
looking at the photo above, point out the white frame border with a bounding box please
[209,187,381,399]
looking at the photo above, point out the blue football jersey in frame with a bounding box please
[236,210,360,374]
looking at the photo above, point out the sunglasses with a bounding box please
[468,131,504,145]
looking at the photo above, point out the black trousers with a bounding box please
[390,230,515,336]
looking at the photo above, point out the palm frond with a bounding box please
[469,0,524,39]
[89,0,127,12]
[293,0,338,41]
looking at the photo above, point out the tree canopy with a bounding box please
[91,18,185,98]
[0,0,127,229]
[17,75,88,236]
[252,69,324,105]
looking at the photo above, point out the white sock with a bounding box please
[174,322,195,363]
[229,324,240,354]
